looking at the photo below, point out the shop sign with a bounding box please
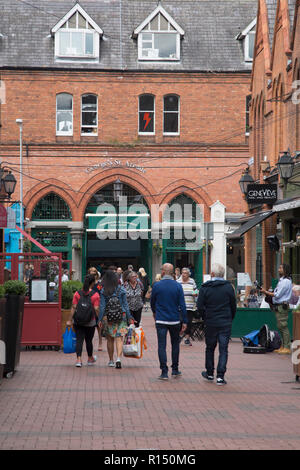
[86,159,146,174]
[0,205,7,228]
[246,184,277,204]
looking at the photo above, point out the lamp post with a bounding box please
[277,151,295,186]
[16,119,23,253]
[238,167,255,196]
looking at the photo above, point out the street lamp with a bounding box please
[239,167,254,196]
[16,119,23,252]
[277,151,294,182]
[3,171,17,198]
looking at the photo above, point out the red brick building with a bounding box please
[233,0,300,288]
[0,0,258,282]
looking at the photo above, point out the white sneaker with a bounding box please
[75,362,82,368]
[87,355,97,366]
[108,360,115,367]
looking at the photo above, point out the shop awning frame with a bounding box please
[227,210,274,239]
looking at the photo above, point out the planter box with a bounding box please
[4,295,25,377]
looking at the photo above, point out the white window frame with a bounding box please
[81,94,98,136]
[56,93,73,137]
[244,30,256,62]
[245,95,251,136]
[138,94,155,135]
[52,4,102,62]
[138,30,180,61]
[163,95,180,136]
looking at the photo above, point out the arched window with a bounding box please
[56,93,73,136]
[81,94,98,135]
[139,94,155,134]
[163,95,179,134]
[32,193,72,220]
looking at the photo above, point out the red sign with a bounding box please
[0,205,7,228]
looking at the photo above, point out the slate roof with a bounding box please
[0,0,258,72]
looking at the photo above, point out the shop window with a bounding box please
[32,193,72,220]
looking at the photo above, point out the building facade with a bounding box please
[236,0,300,288]
[0,0,258,282]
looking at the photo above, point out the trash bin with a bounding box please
[0,298,6,384]
[4,295,25,378]
[293,308,300,382]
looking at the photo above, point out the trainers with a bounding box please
[115,360,122,369]
[201,371,214,381]
[158,373,169,380]
[108,360,115,367]
[172,370,182,378]
[75,362,82,368]
[87,355,97,366]
[184,338,192,346]
[216,377,227,386]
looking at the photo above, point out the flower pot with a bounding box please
[4,295,25,378]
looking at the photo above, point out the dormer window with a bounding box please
[51,3,103,62]
[133,5,184,61]
[236,18,256,63]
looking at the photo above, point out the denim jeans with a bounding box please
[156,323,181,374]
[205,325,231,379]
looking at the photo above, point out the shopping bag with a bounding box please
[123,326,147,359]
[63,326,76,354]
[123,325,138,355]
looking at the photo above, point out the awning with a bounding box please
[227,211,273,239]
[272,197,300,213]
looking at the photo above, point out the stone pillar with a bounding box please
[210,201,226,277]
[71,229,84,281]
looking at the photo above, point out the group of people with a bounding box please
[66,264,150,369]
[66,259,297,385]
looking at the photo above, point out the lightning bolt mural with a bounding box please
[143,112,152,130]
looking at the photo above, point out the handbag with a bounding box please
[63,326,76,354]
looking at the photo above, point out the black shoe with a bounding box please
[158,373,168,380]
[216,377,227,386]
[115,360,122,369]
[201,371,214,381]
[172,370,182,378]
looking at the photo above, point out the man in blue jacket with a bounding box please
[197,263,236,385]
[151,263,187,380]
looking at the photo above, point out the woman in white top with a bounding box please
[177,268,198,346]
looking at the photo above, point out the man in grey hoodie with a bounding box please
[197,263,236,385]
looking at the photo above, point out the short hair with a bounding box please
[181,267,191,276]
[293,285,300,293]
[211,263,225,278]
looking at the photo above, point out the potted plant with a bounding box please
[61,280,83,343]
[3,280,27,378]
[153,241,163,256]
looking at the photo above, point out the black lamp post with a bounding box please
[0,167,17,201]
[277,151,294,183]
[239,167,254,196]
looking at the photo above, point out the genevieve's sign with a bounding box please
[246,184,277,204]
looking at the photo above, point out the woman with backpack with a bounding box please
[99,270,134,369]
[66,274,99,368]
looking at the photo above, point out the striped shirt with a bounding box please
[177,278,198,311]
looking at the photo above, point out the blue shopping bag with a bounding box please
[63,326,77,354]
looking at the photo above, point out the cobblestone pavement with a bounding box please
[0,311,300,450]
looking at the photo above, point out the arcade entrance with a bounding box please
[82,181,152,279]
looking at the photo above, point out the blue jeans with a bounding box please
[156,323,181,374]
[205,325,231,379]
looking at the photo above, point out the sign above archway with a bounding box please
[86,159,146,174]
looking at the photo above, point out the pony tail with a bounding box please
[83,274,95,292]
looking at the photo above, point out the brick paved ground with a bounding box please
[0,311,300,450]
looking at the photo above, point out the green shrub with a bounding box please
[0,285,5,299]
[61,280,83,309]
[4,280,27,296]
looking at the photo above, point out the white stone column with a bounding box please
[71,229,84,281]
[210,201,227,277]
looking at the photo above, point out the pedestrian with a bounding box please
[245,288,259,308]
[66,274,99,368]
[122,269,131,284]
[175,267,181,280]
[150,263,187,380]
[99,270,134,369]
[117,267,123,284]
[88,266,103,351]
[177,267,198,346]
[260,264,293,354]
[124,271,144,327]
[138,267,150,304]
[197,263,236,385]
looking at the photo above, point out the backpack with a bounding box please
[73,291,94,326]
[105,287,123,323]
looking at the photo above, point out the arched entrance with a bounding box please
[162,194,204,286]
[83,181,152,279]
